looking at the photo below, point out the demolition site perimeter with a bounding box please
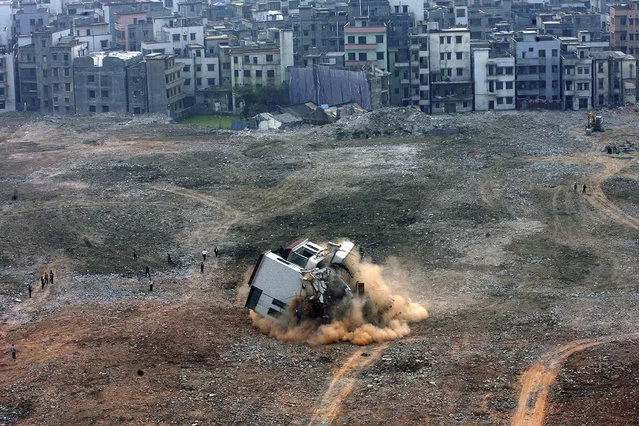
[0,108,638,425]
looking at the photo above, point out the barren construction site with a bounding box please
[1,108,638,425]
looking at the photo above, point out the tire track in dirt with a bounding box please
[583,155,639,231]
[307,343,390,426]
[511,332,639,426]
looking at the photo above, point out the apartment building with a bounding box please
[294,4,348,66]
[344,19,388,70]
[13,2,49,36]
[0,47,17,112]
[473,47,516,111]
[144,53,185,115]
[429,28,472,114]
[561,45,593,110]
[512,31,561,109]
[610,0,639,57]
[74,51,146,114]
[409,31,430,112]
[591,50,636,106]
[73,22,112,53]
[17,30,88,113]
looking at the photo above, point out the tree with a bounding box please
[234,83,289,118]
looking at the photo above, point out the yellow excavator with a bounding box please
[586,111,604,133]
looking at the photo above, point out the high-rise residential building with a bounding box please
[344,18,388,70]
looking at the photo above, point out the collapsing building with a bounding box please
[245,239,362,320]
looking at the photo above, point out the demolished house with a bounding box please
[245,239,362,320]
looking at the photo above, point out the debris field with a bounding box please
[0,108,638,425]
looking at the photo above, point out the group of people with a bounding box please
[26,269,55,298]
[40,270,54,289]
[200,247,219,273]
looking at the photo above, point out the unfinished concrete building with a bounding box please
[144,53,185,117]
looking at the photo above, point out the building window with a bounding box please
[173,34,180,42]
[196,65,201,72]
[101,90,108,98]
[377,52,384,60]
[102,105,109,112]
[456,68,463,76]
[358,36,366,44]
[376,35,384,43]
[455,35,462,43]
[506,97,513,104]
[456,52,462,60]
[233,70,238,77]
[598,78,604,89]
[243,70,250,77]
[552,49,558,57]
[88,75,95,83]
[89,105,96,112]
[496,81,503,89]
[207,64,215,71]
[359,52,367,61]
[65,83,71,91]
[190,33,196,40]
[184,78,191,86]
[497,97,504,104]
[539,49,545,57]
[207,78,215,85]
[267,70,275,78]
[505,81,513,89]
[348,36,355,43]
[266,55,273,62]
[447,36,452,43]
[348,52,356,60]
[89,90,95,98]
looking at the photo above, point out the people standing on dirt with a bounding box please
[149,279,154,292]
[145,266,151,279]
[49,270,54,285]
[10,344,17,360]
[133,250,138,262]
[40,275,45,289]
[167,253,172,265]
[202,249,207,262]
[214,247,219,258]
[44,272,48,285]
[573,183,578,192]
[582,183,587,194]
[200,261,204,273]
[27,284,32,298]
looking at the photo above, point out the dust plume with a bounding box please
[247,249,428,346]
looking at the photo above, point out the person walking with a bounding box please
[202,249,207,262]
[40,275,45,289]
[145,266,151,279]
[200,261,204,273]
[214,246,219,258]
[49,270,54,285]
[573,183,578,192]
[27,284,32,298]
[133,250,138,262]
[10,344,17,360]
[582,183,587,194]
[167,253,172,265]
[149,279,154,292]
[44,272,48,285]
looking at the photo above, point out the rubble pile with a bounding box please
[602,140,637,154]
[331,107,460,140]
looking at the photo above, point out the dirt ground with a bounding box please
[0,108,638,425]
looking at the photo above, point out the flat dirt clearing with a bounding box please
[1,109,638,425]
